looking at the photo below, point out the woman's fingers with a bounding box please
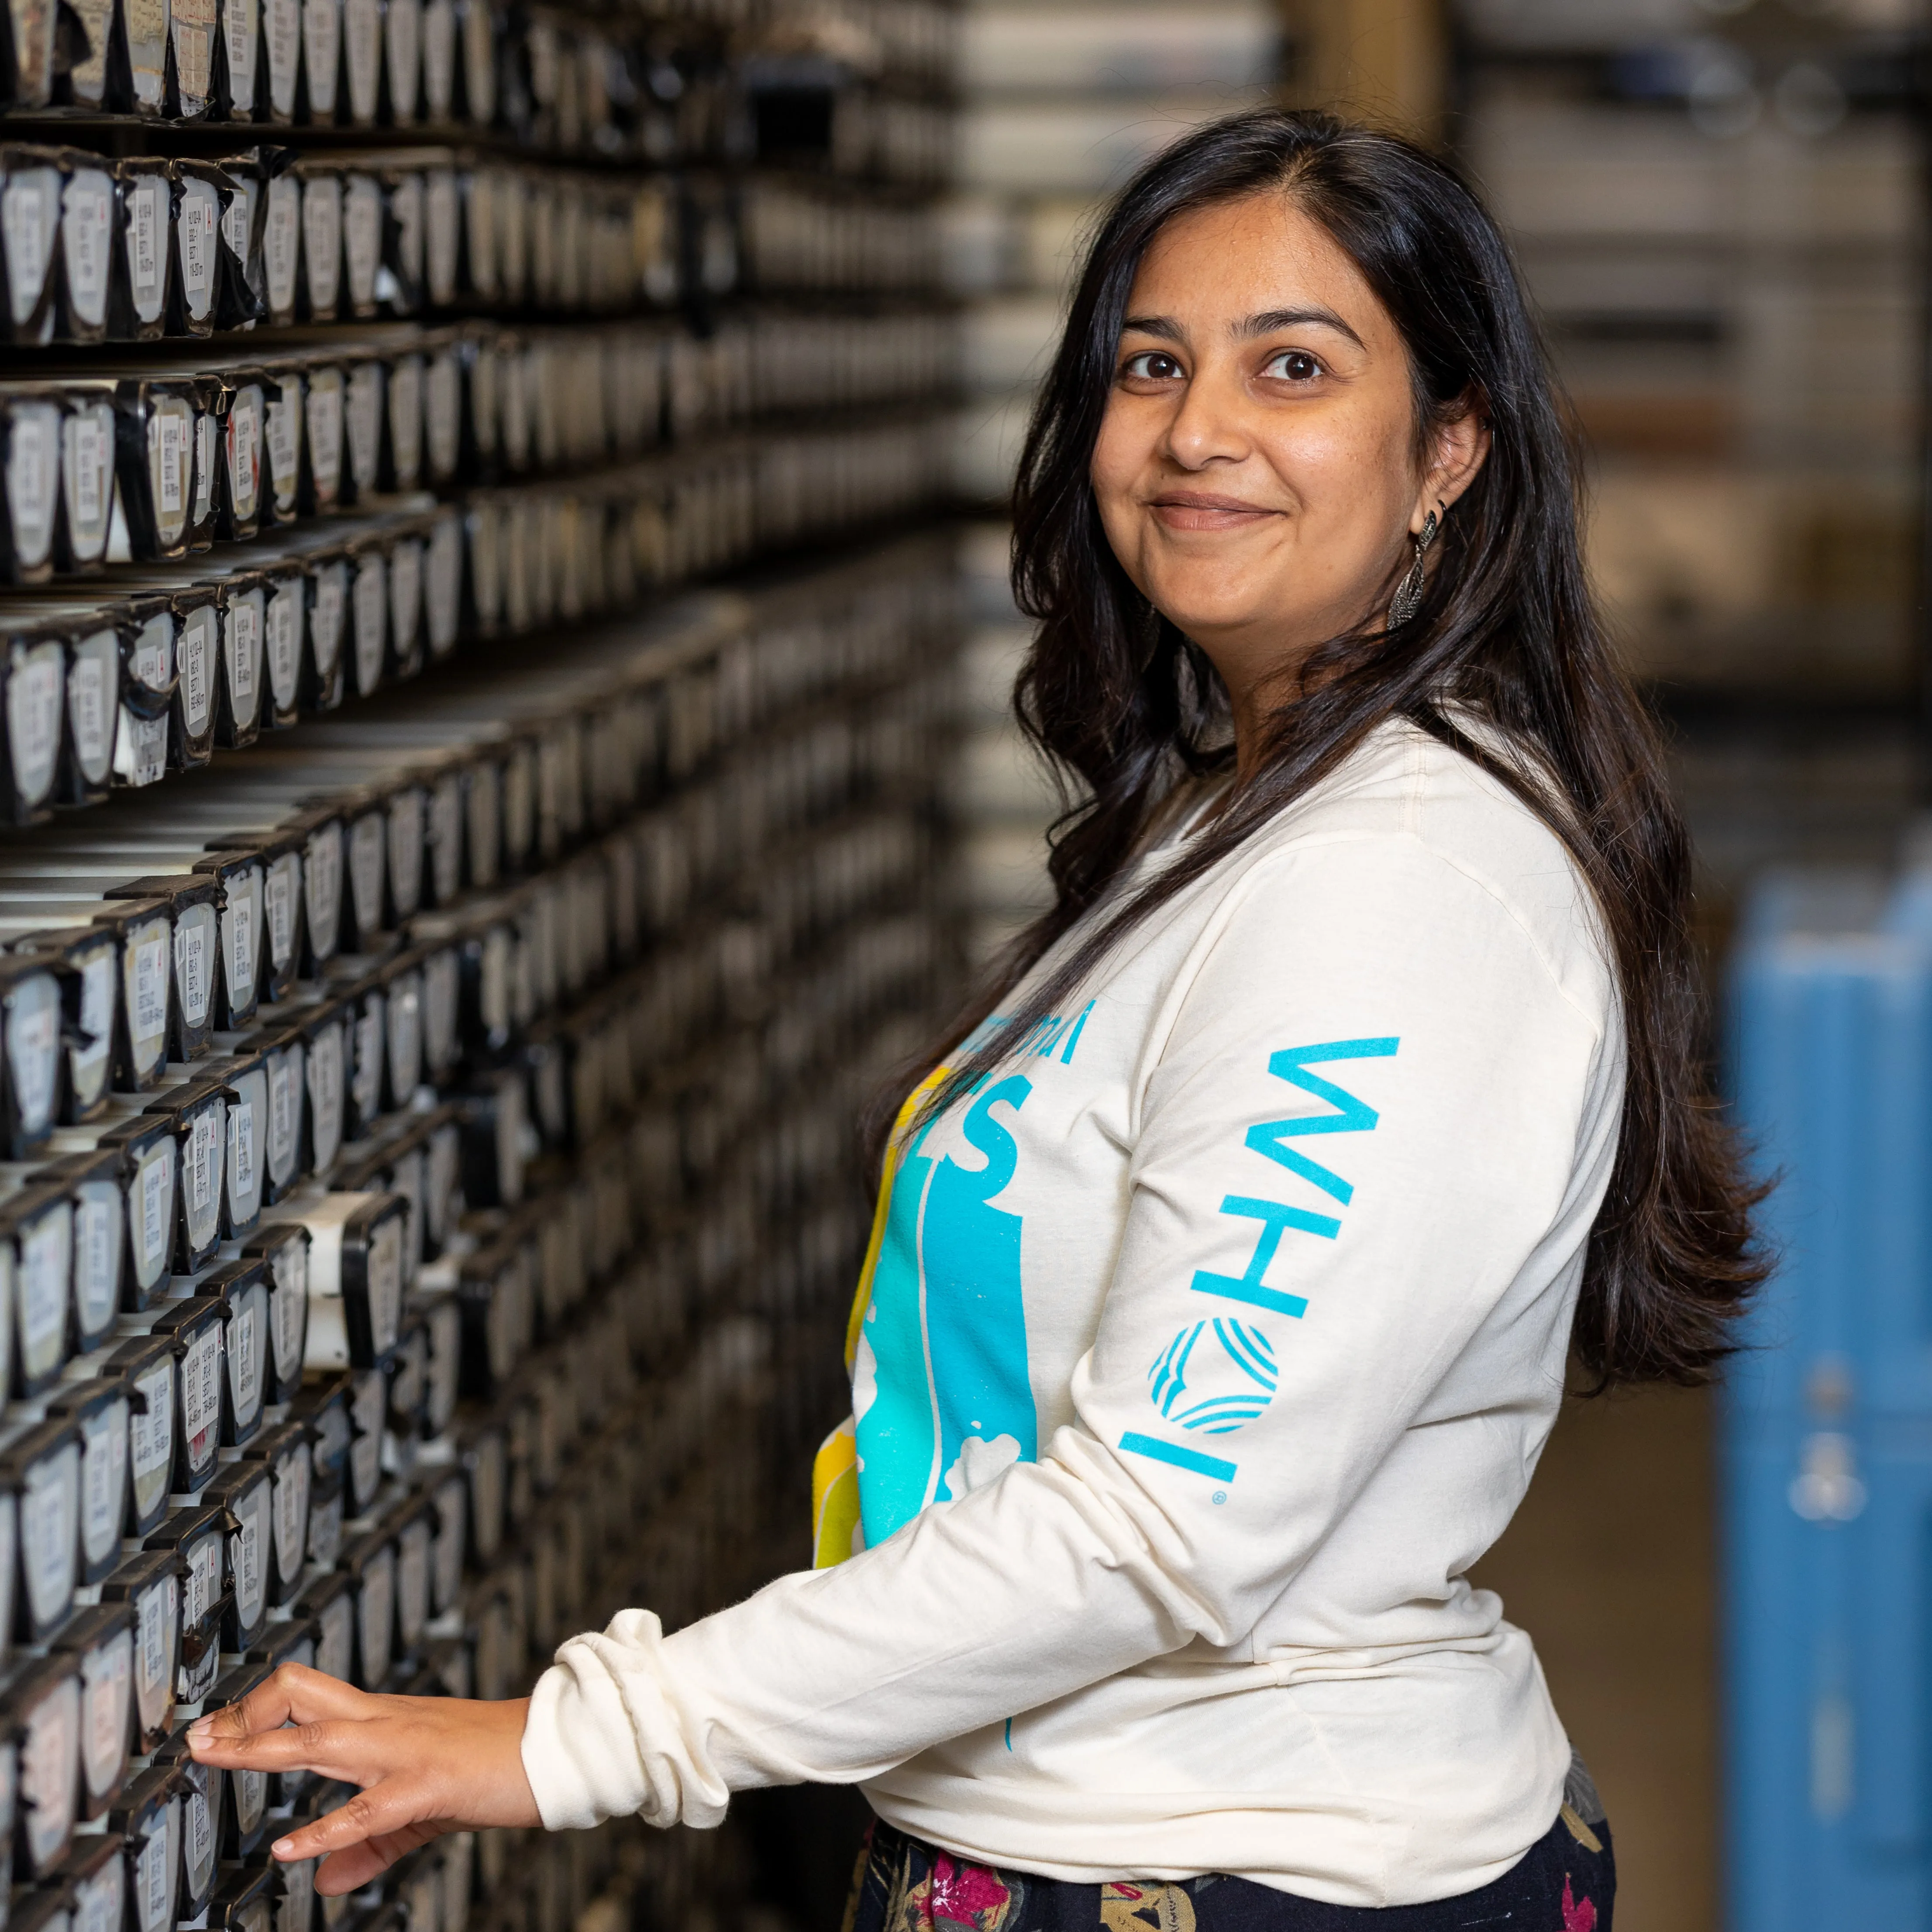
[273,1784,440,1873]
[190,1663,378,1749]
[185,1718,371,1779]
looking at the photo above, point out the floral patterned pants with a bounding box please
[841,1757,1614,1932]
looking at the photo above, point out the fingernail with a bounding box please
[272,1840,296,1860]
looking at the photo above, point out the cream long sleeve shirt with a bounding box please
[520,718,1625,1908]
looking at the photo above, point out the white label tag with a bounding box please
[426,171,458,304]
[176,916,209,1026]
[307,372,342,503]
[229,1288,259,1405]
[136,1794,169,1928]
[306,827,341,953]
[132,936,168,1047]
[130,1360,174,1494]
[7,642,61,804]
[2,172,53,325]
[346,362,381,492]
[70,644,109,780]
[302,176,341,313]
[229,596,260,706]
[62,173,113,327]
[353,1003,380,1117]
[386,0,420,115]
[427,351,459,477]
[178,183,217,319]
[69,411,107,532]
[228,390,260,521]
[343,0,379,117]
[182,1324,220,1468]
[267,1050,296,1173]
[76,1188,115,1322]
[223,0,257,106]
[347,814,383,937]
[353,556,386,694]
[231,1100,256,1198]
[265,390,300,510]
[6,405,56,565]
[390,538,421,656]
[130,180,163,311]
[265,856,296,967]
[271,1239,306,1374]
[220,174,253,272]
[427,514,460,654]
[156,409,184,517]
[344,176,381,307]
[265,0,298,110]
[388,355,422,483]
[179,608,214,735]
[20,1212,67,1370]
[273,1446,308,1582]
[265,176,299,314]
[138,1149,169,1271]
[266,586,301,708]
[193,411,214,521]
[79,1406,121,1561]
[226,885,255,1005]
[76,951,114,1081]
[301,0,337,112]
[308,1026,342,1165]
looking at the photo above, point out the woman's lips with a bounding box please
[1147,493,1277,532]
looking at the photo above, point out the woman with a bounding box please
[191,109,1763,1928]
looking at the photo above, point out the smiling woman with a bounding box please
[190,109,1764,1932]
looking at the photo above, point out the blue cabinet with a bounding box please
[1724,870,1932,1929]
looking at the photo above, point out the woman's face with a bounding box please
[1090,191,1488,732]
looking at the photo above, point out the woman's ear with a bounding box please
[1412,400,1491,535]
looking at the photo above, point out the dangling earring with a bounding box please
[1389,509,1440,627]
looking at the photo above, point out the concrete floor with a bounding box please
[1472,1383,1720,1932]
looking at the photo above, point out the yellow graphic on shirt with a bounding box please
[812,1068,949,1568]
[1100,1883,1197,1932]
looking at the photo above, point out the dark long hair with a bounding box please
[875,107,1762,1388]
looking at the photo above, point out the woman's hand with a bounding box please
[187,1664,541,1894]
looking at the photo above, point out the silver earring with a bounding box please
[1389,510,1440,627]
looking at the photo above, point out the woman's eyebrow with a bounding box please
[1239,306,1366,350]
[1119,314,1183,340]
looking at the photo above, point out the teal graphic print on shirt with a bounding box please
[1148,1317,1280,1434]
[1120,1036,1398,1487]
[853,1074,1039,1546]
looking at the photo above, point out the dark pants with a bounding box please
[842,1758,1614,1932]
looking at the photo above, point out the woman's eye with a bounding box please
[1122,351,1183,381]
[1264,350,1324,382]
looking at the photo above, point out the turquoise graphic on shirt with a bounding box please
[853,1074,1038,1547]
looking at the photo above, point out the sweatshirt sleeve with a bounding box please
[520,832,1612,1830]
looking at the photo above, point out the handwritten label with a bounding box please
[131,936,168,1051]
[137,1149,170,1275]
[7,641,61,805]
[223,0,258,106]
[5,405,56,567]
[62,172,113,327]
[266,585,302,709]
[179,608,214,735]
[229,595,260,710]
[265,175,299,317]
[155,408,185,518]
[178,182,218,320]
[176,915,209,1028]
[2,171,52,325]
[130,180,163,315]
